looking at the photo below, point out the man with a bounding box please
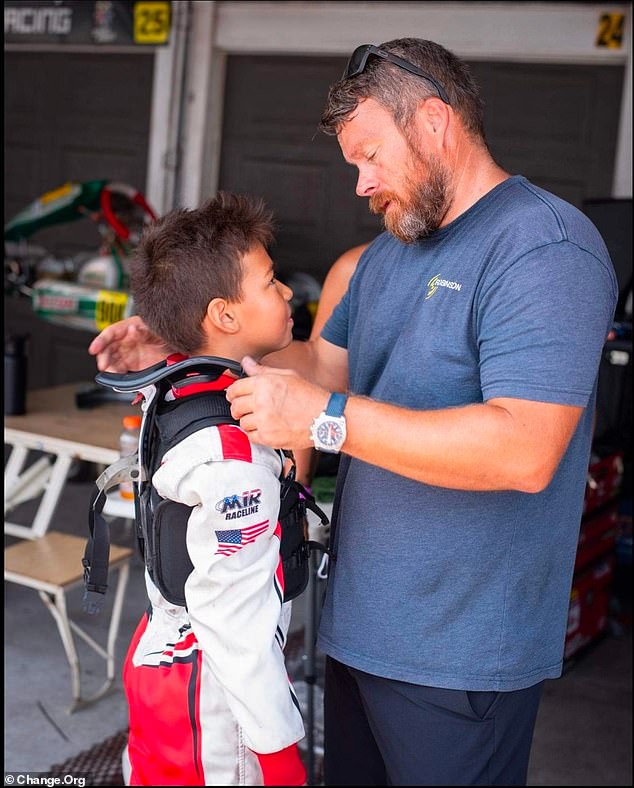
[90,39,617,786]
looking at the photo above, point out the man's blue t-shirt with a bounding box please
[318,176,617,691]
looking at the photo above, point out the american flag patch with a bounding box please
[214,520,270,555]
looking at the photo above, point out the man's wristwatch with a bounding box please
[310,392,348,453]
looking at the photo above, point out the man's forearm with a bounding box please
[342,395,582,493]
[226,356,581,493]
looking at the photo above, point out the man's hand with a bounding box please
[226,356,330,449]
[88,316,169,372]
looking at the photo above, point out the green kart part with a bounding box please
[4,180,108,241]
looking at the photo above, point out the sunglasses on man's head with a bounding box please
[343,44,451,106]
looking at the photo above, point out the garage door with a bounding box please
[219,55,623,284]
[4,51,154,259]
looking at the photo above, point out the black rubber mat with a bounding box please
[49,729,127,786]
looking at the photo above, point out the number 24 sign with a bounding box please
[595,13,625,49]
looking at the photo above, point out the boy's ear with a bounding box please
[205,298,240,334]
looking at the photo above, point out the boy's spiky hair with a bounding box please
[130,191,275,354]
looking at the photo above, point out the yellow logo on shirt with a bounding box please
[425,274,463,300]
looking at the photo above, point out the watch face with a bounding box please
[316,419,344,447]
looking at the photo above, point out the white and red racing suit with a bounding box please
[123,373,306,786]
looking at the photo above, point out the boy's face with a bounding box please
[232,243,294,359]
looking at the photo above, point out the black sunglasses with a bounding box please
[343,44,451,105]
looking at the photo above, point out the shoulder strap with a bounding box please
[327,454,351,564]
[154,391,237,454]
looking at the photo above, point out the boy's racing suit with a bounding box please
[123,382,306,786]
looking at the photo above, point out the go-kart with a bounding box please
[4,179,157,295]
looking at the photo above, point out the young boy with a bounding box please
[122,192,306,786]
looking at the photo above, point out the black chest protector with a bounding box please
[83,356,328,612]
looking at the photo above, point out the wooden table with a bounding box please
[4,383,140,711]
[5,383,139,538]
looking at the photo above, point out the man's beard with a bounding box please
[369,151,451,243]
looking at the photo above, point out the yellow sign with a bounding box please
[596,13,625,49]
[96,291,130,330]
[134,1,171,45]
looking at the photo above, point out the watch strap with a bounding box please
[325,392,348,418]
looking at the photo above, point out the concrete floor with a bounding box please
[4,471,632,785]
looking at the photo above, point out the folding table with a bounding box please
[4,383,138,711]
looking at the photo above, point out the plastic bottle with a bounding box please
[119,415,142,499]
[4,334,29,416]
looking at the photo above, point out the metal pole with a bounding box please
[303,547,318,785]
